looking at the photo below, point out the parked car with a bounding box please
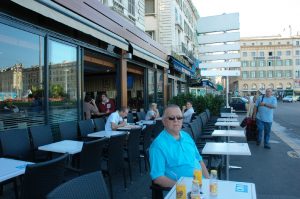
[229,97,248,112]
[282,95,297,103]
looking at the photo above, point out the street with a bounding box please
[274,101,300,135]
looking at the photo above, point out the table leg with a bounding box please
[226,154,229,180]
[227,125,241,171]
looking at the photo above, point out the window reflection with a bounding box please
[0,23,45,130]
[48,40,78,124]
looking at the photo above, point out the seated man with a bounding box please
[182,101,194,123]
[149,104,209,188]
[98,93,115,114]
[105,107,128,131]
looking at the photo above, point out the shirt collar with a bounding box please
[163,129,185,142]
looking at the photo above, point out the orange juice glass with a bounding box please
[176,183,186,199]
[193,169,202,186]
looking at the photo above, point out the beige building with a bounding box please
[0,64,22,97]
[238,35,300,97]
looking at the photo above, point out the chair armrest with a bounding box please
[150,182,171,191]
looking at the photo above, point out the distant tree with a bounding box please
[50,84,65,98]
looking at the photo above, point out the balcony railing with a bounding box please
[112,0,124,15]
[171,44,196,63]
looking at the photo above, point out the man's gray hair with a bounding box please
[162,104,180,117]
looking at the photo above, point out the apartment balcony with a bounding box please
[175,20,183,30]
[181,44,196,63]
[112,0,124,15]
[171,44,196,65]
[171,45,184,54]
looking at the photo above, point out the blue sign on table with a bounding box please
[235,184,248,193]
[16,164,27,169]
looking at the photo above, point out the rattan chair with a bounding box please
[47,171,109,199]
[20,153,68,199]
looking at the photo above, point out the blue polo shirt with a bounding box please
[255,95,277,123]
[149,129,202,181]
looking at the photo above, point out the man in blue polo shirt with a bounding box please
[253,88,277,149]
[149,104,209,188]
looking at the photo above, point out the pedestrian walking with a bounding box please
[253,88,277,149]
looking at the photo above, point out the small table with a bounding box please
[221,113,238,118]
[212,130,245,141]
[38,140,83,155]
[202,142,251,180]
[212,129,246,173]
[214,122,242,142]
[88,130,127,138]
[215,121,240,128]
[0,158,34,182]
[117,125,142,131]
[136,120,155,125]
[165,177,257,199]
[217,118,238,122]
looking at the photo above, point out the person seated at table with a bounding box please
[98,93,115,114]
[83,95,101,119]
[182,101,194,123]
[149,104,209,188]
[105,106,129,131]
[145,103,160,120]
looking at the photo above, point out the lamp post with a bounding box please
[64,69,69,94]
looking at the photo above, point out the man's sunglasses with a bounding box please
[167,116,183,121]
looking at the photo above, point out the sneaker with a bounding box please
[264,145,271,149]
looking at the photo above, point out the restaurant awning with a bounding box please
[169,56,193,77]
[190,79,216,90]
[200,79,216,89]
[13,0,129,50]
[131,43,169,68]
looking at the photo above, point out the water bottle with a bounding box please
[209,170,218,197]
[190,179,201,199]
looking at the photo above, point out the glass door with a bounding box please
[48,40,79,127]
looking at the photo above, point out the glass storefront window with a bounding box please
[181,83,186,93]
[156,70,164,108]
[148,69,155,105]
[0,23,45,130]
[48,40,78,125]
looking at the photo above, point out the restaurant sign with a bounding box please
[173,62,191,76]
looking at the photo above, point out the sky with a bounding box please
[192,0,300,37]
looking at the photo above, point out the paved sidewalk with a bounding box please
[229,114,300,199]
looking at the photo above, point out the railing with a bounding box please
[171,44,196,64]
[181,44,196,62]
[112,0,124,15]
[171,45,184,54]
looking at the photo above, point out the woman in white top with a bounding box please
[246,95,257,118]
[182,101,194,123]
[145,103,160,120]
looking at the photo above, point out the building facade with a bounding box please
[239,35,300,97]
[144,0,200,99]
[0,0,168,131]
[99,0,145,31]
